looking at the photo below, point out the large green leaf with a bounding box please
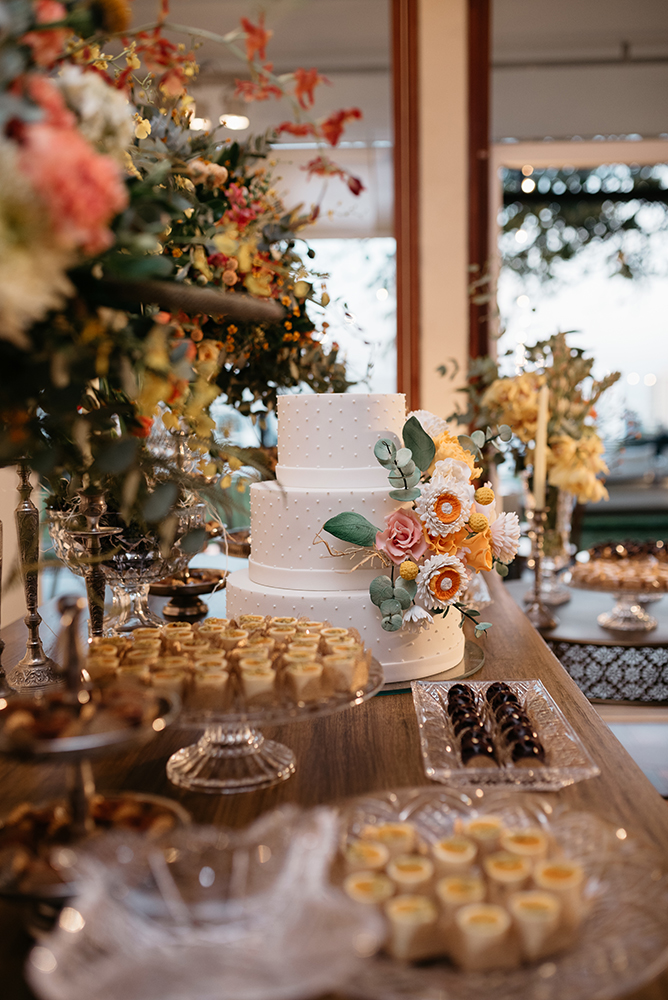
[142,482,178,523]
[403,416,436,472]
[323,512,380,548]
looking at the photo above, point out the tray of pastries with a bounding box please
[332,787,668,1000]
[0,793,190,899]
[570,539,668,594]
[412,680,599,791]
[84,615,384,725]
[0,685,175,757]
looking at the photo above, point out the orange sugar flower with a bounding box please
[416,554,467,610]
[320,107,362,146]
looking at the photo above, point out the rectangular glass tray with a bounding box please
[412,678,601,791]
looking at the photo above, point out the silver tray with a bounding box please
[338,787,668,1000]
[412,679,600,791]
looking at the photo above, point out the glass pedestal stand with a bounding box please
[167,723,296,793]
[167,658,384,795]
[597,592,658,631]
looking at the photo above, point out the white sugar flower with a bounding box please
[432,457,472,483]
[402,604,434,631]
[416,553,467,610]
[407,409,449,440]
[415,476,473,537]
[490,511,521,563]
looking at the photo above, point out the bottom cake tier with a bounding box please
[226,568,466,683]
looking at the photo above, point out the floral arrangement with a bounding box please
[322,411,521,637]
[442,333,621,505]
[0,0,361,531]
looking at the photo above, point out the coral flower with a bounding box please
[320,108,362,146]
[375,508,427,565]
[241,15,273,63]
[20,123,128,254]
[21,0,68,67]
[293,67,329,108]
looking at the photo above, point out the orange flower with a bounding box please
[428,431,481,479]
[294,67,329,109]
[276,121,316,138]
[423,525,467,556]
[434,492,462,525]
[320,108,362,146]
[241,15,272,63]
[460,529,493,572]
[430,569,462,603]
[416,554,467,610]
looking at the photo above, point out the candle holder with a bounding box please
[64,492,122,640]
[0,521,13,697]
[9,462,59,689]
[525,507,559,631]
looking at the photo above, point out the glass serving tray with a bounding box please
[412,679,600,791]
[338,787,668,1000]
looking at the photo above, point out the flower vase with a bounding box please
[524,479,575,606]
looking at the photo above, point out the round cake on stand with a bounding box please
[227,394,472,684]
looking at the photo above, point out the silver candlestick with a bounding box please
[525,508,559,631]
[0,521,14,697]
[10,462,58,689]
[65,492,121,639]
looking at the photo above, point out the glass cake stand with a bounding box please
[0,688,182,907]
[568,578,667,631]
[166,658,384,795]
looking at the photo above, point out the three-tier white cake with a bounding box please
[226,393,466,682]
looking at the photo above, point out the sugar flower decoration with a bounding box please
[376,508,428,565]
[490,511,521,564]
[402,604,434,631]
[416,553,467,610]
[407,409,449,440]
[415,477,473,537]
[431,457,472,484]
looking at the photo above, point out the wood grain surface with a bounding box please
[0,574,666,999]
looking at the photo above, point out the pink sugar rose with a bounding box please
[20,123,128,254]
[376,508,428,565]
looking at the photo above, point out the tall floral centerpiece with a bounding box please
[455,334,621,602]
[322,411,521,638]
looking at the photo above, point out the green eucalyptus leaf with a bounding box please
[498,425,513,443]
[395,577,418,601]
[457,434,482,459]
[388,471,407,485]
[324,512,380,548]
[142,482,178,523]
[495,561,509,577]
[393,587,413,610]
[403,468,421,488]
[374,439,396,468]
[395,447,413,468]
[381,613,403,632]
[403,416,436,472]
[380,598,402,616]
[389,487,421,502]
[471,430,486,448]
[398,458,416,476]
[474,622,493,638]
[369,575,395,607]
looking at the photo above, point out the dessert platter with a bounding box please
[569,541,668,631]
[25,789,668,1000]
[334,786,668,1000]
[82,613,384,793]
[226,394,476,684]
[412,681,599,791]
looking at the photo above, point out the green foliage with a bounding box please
[402,416,436,472]
[369,574,394,607]
[323,512,380,548]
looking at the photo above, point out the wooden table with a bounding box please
[1,576,667,999]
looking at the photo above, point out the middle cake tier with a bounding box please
[248,480,396,591]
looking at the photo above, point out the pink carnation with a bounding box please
[21,1,68,67]
[23,75,75,129]
[20,123,128,254]
[376,508,428,565]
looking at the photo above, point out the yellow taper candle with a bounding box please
[533,381,549,508]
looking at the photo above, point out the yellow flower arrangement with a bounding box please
[481,371,544,445]
[545,432,610,504]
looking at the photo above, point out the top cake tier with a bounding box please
[276,393,406,488]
